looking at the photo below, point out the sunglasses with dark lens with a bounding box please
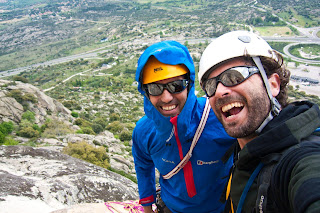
[145,79,189,96]
[203,66,259,97]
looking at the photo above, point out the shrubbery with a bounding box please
[108,167,137,183]
[7,89,37,104]
[17,112,74,139]
[62,141,110,169]
[74,118,96,135]
[106,121,123,133]
[71,111,79,118]
[288,86,320,106]
[41,119,74,138]
[13,76,29,83]
[19,126,40,138]
[0,121,14,144]
[17,111,40,138]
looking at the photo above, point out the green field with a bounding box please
[289,44,320,60]
[255,26,294,36]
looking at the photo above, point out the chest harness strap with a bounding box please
[236,162,264,213]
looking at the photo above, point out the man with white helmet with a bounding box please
[132,40,235,213]
[199,31,320,212]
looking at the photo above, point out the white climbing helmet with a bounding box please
[198,30,276,85]
[199,30,281,134]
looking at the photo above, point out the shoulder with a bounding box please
[279,137,320,168]
[274,137,320,177]
[272,137,320,212]
[134,116,156,135]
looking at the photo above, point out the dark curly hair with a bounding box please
[257,51,291,108]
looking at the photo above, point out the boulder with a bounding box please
[0,79,73,125]
[0,145,139,213]
[0,92,24,123]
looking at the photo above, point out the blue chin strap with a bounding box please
[252,56,281,134]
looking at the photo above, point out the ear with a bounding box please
[268,73,280,97]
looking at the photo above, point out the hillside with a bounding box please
[1,0,319,71]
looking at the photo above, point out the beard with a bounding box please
[214,89,270,139]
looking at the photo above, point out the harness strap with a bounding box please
[237,162,264,213]
[254,153,282,213]
[255,163,275,213]
[162,99,211,179]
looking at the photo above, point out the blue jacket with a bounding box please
[132,41,235,213]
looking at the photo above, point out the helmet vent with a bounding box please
[238,36,251,43]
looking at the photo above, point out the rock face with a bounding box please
[0,146,139,213]
[0,79,72,125]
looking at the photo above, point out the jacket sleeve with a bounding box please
[274,140,320,213]
[132,121,157,206]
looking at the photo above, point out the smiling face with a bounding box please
[149,75,188,117]
[207,57,272,146]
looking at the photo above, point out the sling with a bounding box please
[163,99,211,179]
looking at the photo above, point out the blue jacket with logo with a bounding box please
[132,41,235,213]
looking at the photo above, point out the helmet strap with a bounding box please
[252,57,281,134]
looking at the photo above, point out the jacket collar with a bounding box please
[237,101,320,169]
[143,87,197,136]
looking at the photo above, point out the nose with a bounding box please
[160,89,174,103]
[214,82,231,97]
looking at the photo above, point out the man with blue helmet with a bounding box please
[132,40,235,213]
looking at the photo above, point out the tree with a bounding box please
[109,113,120,122]
[92,123,104,134]
[119,130,132,141]
[94,117,107,129]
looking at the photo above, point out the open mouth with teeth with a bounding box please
[221,102,244,118]
[162,105,178,111]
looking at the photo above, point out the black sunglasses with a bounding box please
[144,79,189,96]
[202,66,259,97]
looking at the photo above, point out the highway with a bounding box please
[1,29,319,78]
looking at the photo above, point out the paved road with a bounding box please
[283,42,320,64]
[1,33,319,78]
[0,42,121,78]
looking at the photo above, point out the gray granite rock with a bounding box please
[0,145,139,212]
